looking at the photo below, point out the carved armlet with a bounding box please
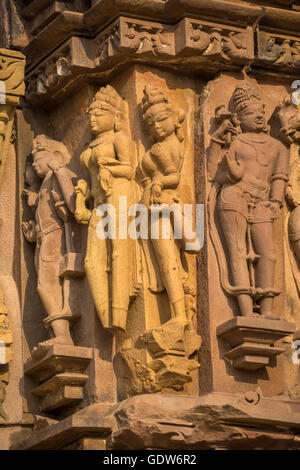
[271,172,289,183]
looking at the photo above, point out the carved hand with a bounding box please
[99,167,113,197]
[150,183,163,204]
[286,185,299,208]
[22,220,36,243]
[224,149,244,182]
[213,119,239,144]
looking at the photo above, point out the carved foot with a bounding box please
[260,314,281,321]
[241,313,260,319]
[31,336,74,359]
[41,336,74,346]
[173,316,190,328]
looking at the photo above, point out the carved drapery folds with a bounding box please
[74,85,139,332]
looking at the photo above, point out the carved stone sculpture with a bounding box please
[0,48,25,422]
[137,85,198,324]
[22,135,77,346]
[75,85,138,332]
[276,95,300,303]
[277,96,300,262]
[208,81,289,320]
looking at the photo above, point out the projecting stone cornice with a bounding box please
[22,0,300,74]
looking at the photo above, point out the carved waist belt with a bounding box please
[235,178,269,200]
[36,222,64,241]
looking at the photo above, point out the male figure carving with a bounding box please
[22,136,76,345]
[208,81,289,319]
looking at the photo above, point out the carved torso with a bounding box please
[35,172,64,236]
[138,133,183,205]
[232,133,282,187]
[81,131,133,206]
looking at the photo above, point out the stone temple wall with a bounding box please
[0,0,300,450]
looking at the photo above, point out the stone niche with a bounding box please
[1,0,300,452]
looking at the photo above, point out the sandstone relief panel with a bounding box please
[22,135,85,348]
[205,75,295,386]
[71,78,201,399]
[208,80,289,321]
[0,48,25,423]
[74,85,139,332]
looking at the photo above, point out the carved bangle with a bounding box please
[270,198,283,208]
[152,182,163,189]
[52,164,65,172]
[271,173,289,183]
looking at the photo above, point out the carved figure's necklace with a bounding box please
[238,133,272,168]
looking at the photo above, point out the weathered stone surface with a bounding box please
[2,0,300,452]
[108,393,300,450]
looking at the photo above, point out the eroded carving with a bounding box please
[257,32,300,69]
[26,48,71,101]
[124,21,172,55]
[95,24,121,65]
[24,17,254,106]
[22,135,81,347]
[0,292,12,421]
[208,81,289,320]
[190,24,249,61]
[0,48,25,419]
[117,318,201,398]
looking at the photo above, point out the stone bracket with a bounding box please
[25,345,93,414]
[217,317,295,371]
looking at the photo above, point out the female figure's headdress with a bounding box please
[142,85,186,142]
[89,85,128,133]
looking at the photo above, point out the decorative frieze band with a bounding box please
[256,31,300,70]
[25,16,255,105]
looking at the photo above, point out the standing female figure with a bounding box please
[138,86,195,323]
[75,86,137,331]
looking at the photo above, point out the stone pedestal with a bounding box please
[24,344,93,414]
[217,317,295,371]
